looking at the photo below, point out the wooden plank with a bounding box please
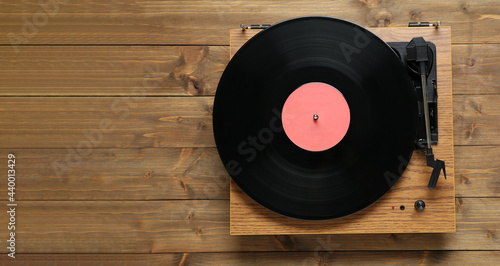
[0,94,498,148]
[2,251,499,265]
[0,44,497,96]
[0,46,228,96]
[0,148,230,200]
[455,146,500,198]
[454,95,500,146]
[0,254,181,265]
[0,198,498,253]
[188,251,500,265]
[0,146,496,201]
[452,44,500,95]
[0,0,498,46]
[0,97,215,148]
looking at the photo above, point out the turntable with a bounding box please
[213,17,455,235]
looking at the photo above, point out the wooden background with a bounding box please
[0,0,499,265]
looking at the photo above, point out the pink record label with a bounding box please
[282,82,350,152]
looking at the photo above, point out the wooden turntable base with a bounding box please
[229,27,455,235]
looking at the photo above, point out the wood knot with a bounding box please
[186,75,205,95]
[374,10,393,27]
[271,235,296,251]
[459,175,470,184]
[155,140,162,148]
[173,67,183,80]
[465,123,478,139]
[409,10,420,21]
[487,230,496,239]
[198,121,207,130]
[455,115,464,120]
[175,46,208,96]
[177,179,187,191]
[466,58,476,68]
[461,4,470,13]
[473,102,483,114]
[455,198,463,212]
[185,212,194,223]
[358,0,380,9]
[195,226,204,236]
[180,46,207,66]
[176,116,184,123]
[144,170,154,179]
[389,233,398,241]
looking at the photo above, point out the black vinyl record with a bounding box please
[213,16,418,220]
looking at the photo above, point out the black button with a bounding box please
[415,200,426,210]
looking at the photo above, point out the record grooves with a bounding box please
[213,17,418,220]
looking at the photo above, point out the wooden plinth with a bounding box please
[229,27,455,235]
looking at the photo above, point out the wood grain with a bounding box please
[0,146,495,201]
[0,97,215,148]
[0,148,229,200]
[0,0,498,45]
[1,94,497,148]
[2,251,499,265]
[452,44,500,95]
[230,27,455,235]
[0,0,498,260]
[0,198,497,253]
[0,46,228,96]
[0,44,497,96]
[454,146,500,198]
[454,95,500,146]
[182,251,500,265]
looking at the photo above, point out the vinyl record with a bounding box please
[213,16,418,220]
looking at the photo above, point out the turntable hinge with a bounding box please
[409,21,441,28]
[240,24,272,30]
